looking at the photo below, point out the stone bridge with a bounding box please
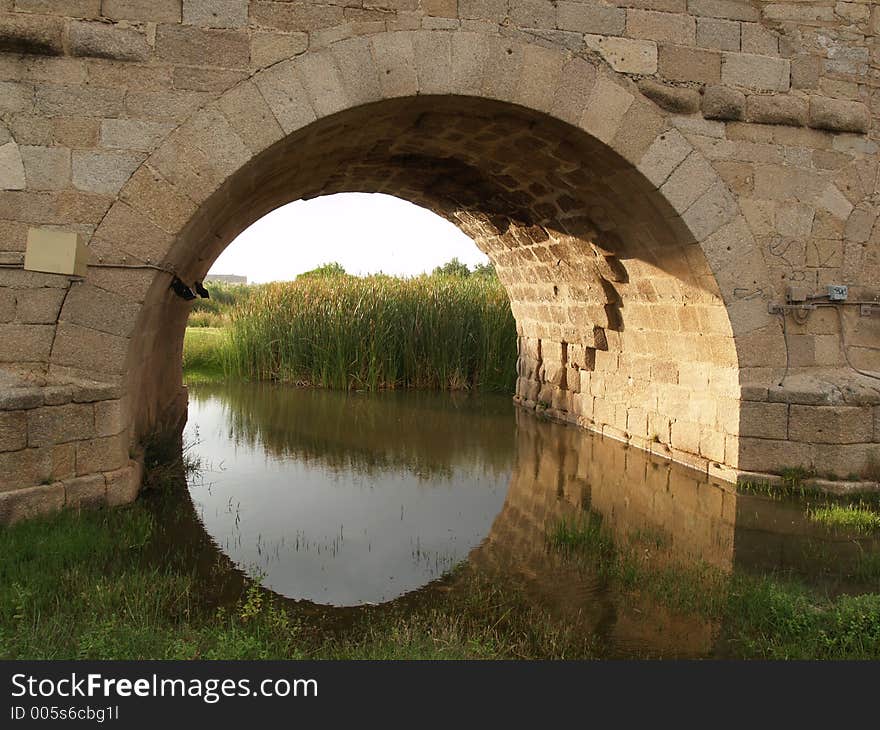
[0,0,878,522]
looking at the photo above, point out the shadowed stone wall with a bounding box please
[0,0,878,521]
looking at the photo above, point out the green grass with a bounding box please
[182,327,227,383]
[219,273,517,392]
[0,502,594,660]
[809,503,880,534]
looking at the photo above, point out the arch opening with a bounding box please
[122,95,740,473]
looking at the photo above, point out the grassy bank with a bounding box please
[0,501,594,660]
[549,513,880,659]
[3,487,880,659]
[186,270,517,392]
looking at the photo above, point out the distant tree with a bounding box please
[471,262,497,278]
[298,262,348,279]
[432,258,471,278]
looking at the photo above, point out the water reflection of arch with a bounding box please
[471,411,880,657]
[468,411,736,657]
[189,382,516,480]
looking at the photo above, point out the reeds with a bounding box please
[219,273,517,392]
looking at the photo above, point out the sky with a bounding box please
[208,193,489,283]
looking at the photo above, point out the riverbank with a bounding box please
[2,478,879,659]
[184,270,516,392]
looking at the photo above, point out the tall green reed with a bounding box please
[220,274,517,392]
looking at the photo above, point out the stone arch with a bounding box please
[52,29,777,477]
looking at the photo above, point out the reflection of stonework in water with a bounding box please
[470,411,732,657]
[159,384,879,657]
[470,411,880,657]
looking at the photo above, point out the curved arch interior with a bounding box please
[134,96,739,465]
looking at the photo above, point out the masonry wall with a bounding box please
[0,0,878,523]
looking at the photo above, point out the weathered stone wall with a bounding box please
[0,0,878,522]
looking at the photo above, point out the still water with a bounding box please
[181,382,880,657]
[185,384,514,605]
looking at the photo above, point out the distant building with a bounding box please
[205,274,247,284]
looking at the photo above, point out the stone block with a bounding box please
[155,25,249,68]
[119,165,196,234]
[0,12,63,55]
[14,287,65,324]
[808,97,870,134]
[254,59,318,134]
[0,482,64,524]
[696,17,739,51]
[249,1,344,32]
[75,432,127,475]
[64,473,105,509]
[0,323,54,362]
[671,419,701,453]
[371,32,418,98]
[557,2,624,35]
[510,0,555,27]
[0,387,43,410]
[72,150,144,195]
[94,399,126,437]
[100,119,174,152]
[551,56,597,125]
[183,0,248,28]
[738,401,787,439]
[50,322,129,377]
[459,0,506,21]
[0,288,14,322]
[102,0,181,22]
[741,22,777,55]
[36,84,124,118]
[27,403,94,447]
[59,283,140,338]
[106,461,140,506]
[790,56,819,90]
[0,410,26,452]
[422,0,457,17]
[746,94,807,127]
[250,31,308,68]
[0,446,52,491]
[124,89,212,122]
[69,21,151,62]
[660,151,717,212]
[295,48,350,116]
[611,98,667,163]
[515,43,565,113]
[627,10,695,45]
[721,53,789,92]
[52,442,75,480]
[19,145,70,190]
[688,0,758,21]
[659,44,720,83]
[0,140,26,189]
[584,35,657,75]
[13,0,101,14]
[638,79,700,114]
[580,75,634,144]
[701,84,744,120]
[0,81,34,114]
[638,130,693,187]
[52,118,100,148]
[789,405,873,445]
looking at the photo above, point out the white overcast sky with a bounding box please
[208,193,489,283]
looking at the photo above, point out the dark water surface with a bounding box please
[178,382,880,657]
